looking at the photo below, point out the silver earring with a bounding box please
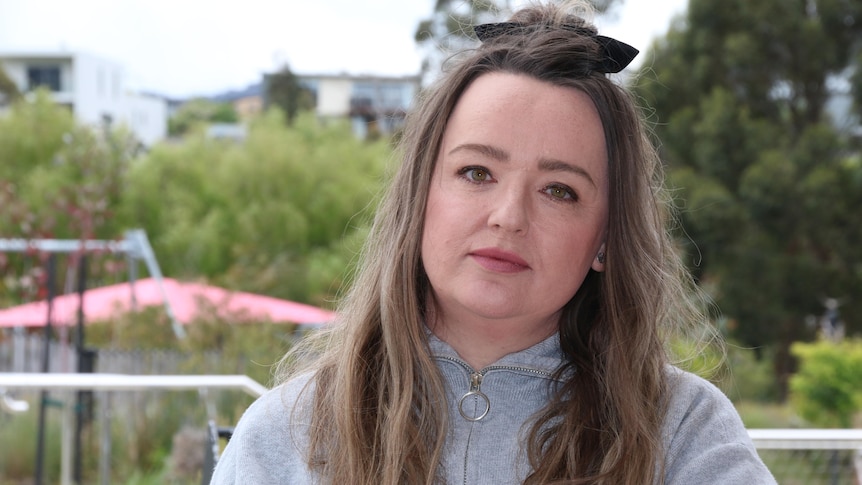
[597,252,605,264]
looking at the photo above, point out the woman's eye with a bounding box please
[545,184,575,200]
[459,167,492,183]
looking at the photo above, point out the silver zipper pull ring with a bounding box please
[458,372,490,422]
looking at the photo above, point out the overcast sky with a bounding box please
[0,0,688,99]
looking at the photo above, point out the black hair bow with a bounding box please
[474,21,639,74]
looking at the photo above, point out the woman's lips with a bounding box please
[470,248,530,273]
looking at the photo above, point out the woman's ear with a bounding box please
[591,243,607,272]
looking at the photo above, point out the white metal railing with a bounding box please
[4,378,861,483]
[749,428,862,450]
[749,428,862,483]
[0,372,267,397]
[0,372,267,485]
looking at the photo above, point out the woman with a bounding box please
[211,2,776,484]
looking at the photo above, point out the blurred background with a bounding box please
[0,0,860,483]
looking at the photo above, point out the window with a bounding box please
[27,65,62,92]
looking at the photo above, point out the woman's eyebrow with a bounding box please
[538,158,596,188]
[448,143,509,161]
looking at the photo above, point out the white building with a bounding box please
[0,50,167,147]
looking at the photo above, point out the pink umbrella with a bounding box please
[0,277,336,328]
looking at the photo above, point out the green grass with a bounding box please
[0,396,62,483]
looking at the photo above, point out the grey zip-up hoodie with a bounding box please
[210,334,776,484]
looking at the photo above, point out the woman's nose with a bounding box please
[487,184,529,234]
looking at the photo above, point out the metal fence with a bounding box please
[3,332,862,483]
[751,429,862,484]
[759,448,861,484]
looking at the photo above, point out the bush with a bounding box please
[789,338,862,427]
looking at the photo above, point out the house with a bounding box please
[253,72,420,138]
[207,72,421,138]
[232,95,264,121]
[209,83,265,122]
[297,73,421,138]
[0,50,167,147]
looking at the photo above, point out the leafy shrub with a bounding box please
[789,338,862,427]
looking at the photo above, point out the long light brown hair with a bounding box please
[279,2,708,484]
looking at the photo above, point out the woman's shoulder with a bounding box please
[662,366,745,439]
[236,372,316,433]
[208,372,318,484]
[660,366,777,484]
[664,366,727,402]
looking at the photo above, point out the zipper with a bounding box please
[436,355,555,485]
[459,372,489,421]
[436,355,555,422]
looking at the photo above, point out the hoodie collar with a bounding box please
[426,329,567,375]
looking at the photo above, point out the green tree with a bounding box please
[0,62,21,104]
[263,64,313,125]
[0,80,387,318]
[120,109,389,307]
[0,90,75,183]
[634,0,862,394]
[0,91,141,306]
[790,339,862,427]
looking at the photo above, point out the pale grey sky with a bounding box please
[0,0,688,98]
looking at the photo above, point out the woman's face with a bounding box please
[421,72,609,337]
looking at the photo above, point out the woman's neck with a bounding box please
[428,313,558,370]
